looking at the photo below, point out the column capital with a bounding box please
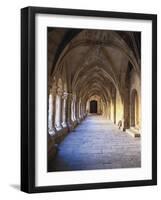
[50,85,57,95]
[57,87,63,96]
[66,92,73,99]
[62,92,68,99]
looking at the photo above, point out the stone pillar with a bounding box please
[86,100,90,114]
[55,88,63,131]
[81,102,84,119]
[80,103,83,119]
[82,101,86,118]
[75,97,80,122]
[79,99,85,120]
[48,87,57,135]
[113,97,116,124]
[71,98,74,121]
[123,87,130,131]
[66,93,73,130]
[48,94,53,132]
[72,95,77,122]
[79,100,82,119]
[47,86,57,161]
[61,92,68,127]
[73,101,77,121]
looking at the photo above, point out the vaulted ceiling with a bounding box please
[48,28,141,104]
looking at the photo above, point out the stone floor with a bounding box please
[48,115,141,172]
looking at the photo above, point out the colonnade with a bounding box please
[48,87,87,136]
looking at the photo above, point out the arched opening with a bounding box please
[131,89,139,127]
[90,100,97,113]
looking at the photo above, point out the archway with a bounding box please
[131,89,139,127]
[90,100,97,113]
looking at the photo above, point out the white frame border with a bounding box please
[35,14,152,187]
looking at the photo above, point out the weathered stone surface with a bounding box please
[48,115,141,171]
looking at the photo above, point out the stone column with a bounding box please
[79,102,83,119]
[71,95,78,128]
[112,99,115,122]
[82,101,86,118]
[61,92,68,128]
[72,95,77,122]
[86,100,90,114]
[77,99,81,122]
[79,99,84,120]
[75,97,80,123]
[66,93,73,130]
[55,88,63,131]
[123,87,130,131]
[73,101,76,121]
[71,98,74,121]
[47,86,57,161]
[48,87,57,136]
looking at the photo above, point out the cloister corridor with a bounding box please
[48,115,141,172]
[47,28,141,171]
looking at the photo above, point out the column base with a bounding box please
[77,118,82,124]
[67,121,73,131]
[48,128,57,136]
[54,127,69,143]
[55,125,63,131]
[71,120,78,129]
[126,127,141,137]
[61,122,67,128]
